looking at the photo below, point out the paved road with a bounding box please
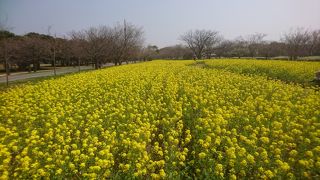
[0,64,114,83]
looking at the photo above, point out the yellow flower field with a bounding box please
[0,60,319,179]
[204,59,320,84]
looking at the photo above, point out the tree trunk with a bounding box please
[33,58,36,72]
[78,57,81,72]
[95,59,99,69]
[4,46,10,86]
[36,55,41,70]
[196,52,202,60]
[36,61,40,71]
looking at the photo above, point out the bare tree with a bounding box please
[246,33,267,58]
[70,26,111,69]
[47,27,58,75]
[15,33,51,72]
[0,25,16,78]
[57,37,84,67]
[122,21,144,64]
[108,21,144,65]
[69,31,89,66]
[70,22,144,67]
[231,36,249,58]
[86,26,111,68]
[180,29,219,59]
[282,28,311,60]
[0,31,15,68]
[0,37,18,85]
[308,30,320,56]
[214,40,234,58]
[68,38,87,71]
[204,34,223,59]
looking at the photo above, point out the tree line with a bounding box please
[0,21,154,72]
[177,28,320,60]
[153,28,320,60]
